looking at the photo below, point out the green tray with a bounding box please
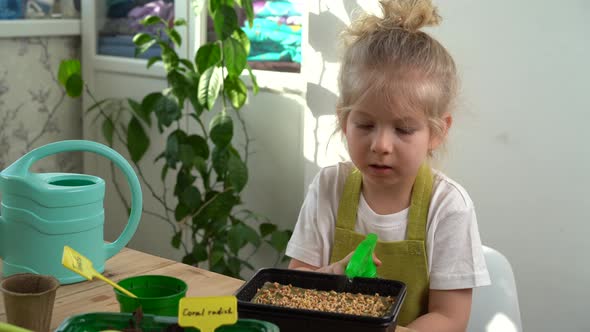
[55,312,280,332]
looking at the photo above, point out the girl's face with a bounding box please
[342,92,448,191]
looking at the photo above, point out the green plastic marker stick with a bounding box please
[345,233,378,278]
[62,246,138,298]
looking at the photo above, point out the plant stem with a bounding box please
[234,109,251,165]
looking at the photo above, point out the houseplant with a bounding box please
[58,0,292,278]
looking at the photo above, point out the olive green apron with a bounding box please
[330,164,433,326]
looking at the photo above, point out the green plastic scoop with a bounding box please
[345,233,378,278]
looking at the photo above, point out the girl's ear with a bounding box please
[429,112,452,150]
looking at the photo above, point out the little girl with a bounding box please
[286,0,490,331]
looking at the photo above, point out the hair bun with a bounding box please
[380,0,441,32]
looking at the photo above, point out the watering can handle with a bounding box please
[11,140,142,260]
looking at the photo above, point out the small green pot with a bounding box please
[114,275,187,316]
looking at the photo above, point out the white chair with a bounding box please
[467,246,523,332]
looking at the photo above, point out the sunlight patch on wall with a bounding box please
[486,313,519,332]
[303,112,348,167]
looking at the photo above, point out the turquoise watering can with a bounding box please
[0,140,142,284]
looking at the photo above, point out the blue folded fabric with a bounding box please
[98,45,162,59]
[98,35,162,59]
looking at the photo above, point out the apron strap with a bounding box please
[335,168,362,231]
[406,164,434,241]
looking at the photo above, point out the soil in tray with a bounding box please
[251,281,395,318]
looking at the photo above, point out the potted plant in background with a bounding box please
[58,0,292,279]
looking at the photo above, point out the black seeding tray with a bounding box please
[234,268,407,332]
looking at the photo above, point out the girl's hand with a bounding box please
[317,252,382,275]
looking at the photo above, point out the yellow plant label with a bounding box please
[178,296,238,332]
[62,246,94,280]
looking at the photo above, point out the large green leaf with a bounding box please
[208,0,236,18]
[241,0,254,27]
[166,28,182,47]
[209,112,233,147]
[227,152,247,192]
[228,224,246,253]
[212,146,229,178]
[153,92,181,131]
[178,144,196,166]
[140,15,165,26]
[167,70,188,106]
[193,156,209,186]
[179,59,194,71]
[160,164,169,181]
[184,72,203,116]
[175,203,191,221]
[141,92,162,113]
[58,59,81,87]
[147,56,162,68]
[207,0,220,17]
[241,223,261,247]
[269,230,291,252]
[102,117,115,146]
[128,98,151,126]
[65,74,83,97]
[213,5,238,40]
[186,134,209,159]
[226,256,241,277]
[197,66,222,110]
[195,43,222,74]
[160,42,179,71]
[182,253,197,265]
[172,231,182,249]
[132,33,154,46]
[232,29,250,56]
[191,242,208,262]
[174,18,187,26]
[135,39,157,57]
[227,222,261,254]
[224,76,248,109]
[180,185,202,209]
[259,223,277,237]
[205,190,237,220]
[127,117,150,162]
[174,167,195,196]
[223,37,247,77]
[210,248,225,266]
[165,130,183,167]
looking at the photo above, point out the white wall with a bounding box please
[434,1,590,331]
[304,1,589,331]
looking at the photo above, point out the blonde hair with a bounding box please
[336,0,458,138]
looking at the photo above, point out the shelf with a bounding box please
[0,19,81,38]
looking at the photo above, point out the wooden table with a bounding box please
[0,248,412,331]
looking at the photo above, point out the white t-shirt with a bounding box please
[286,161,491,290]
